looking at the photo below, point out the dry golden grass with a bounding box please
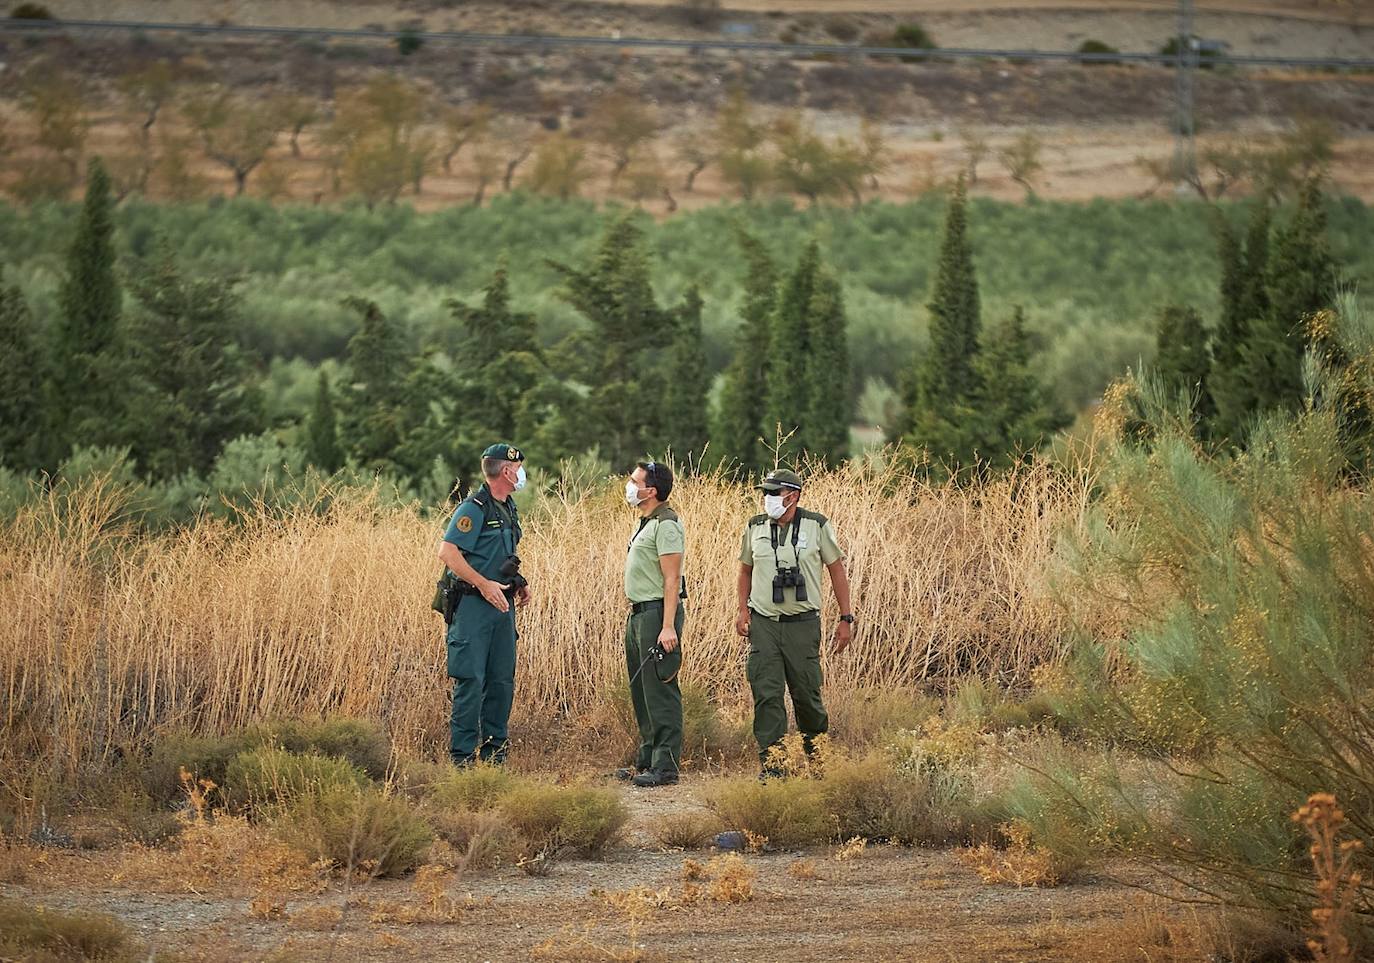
[958,820,1086,887]
[0,458,1095,777]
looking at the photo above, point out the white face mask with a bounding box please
[513,465,527,492]
[625,481,645,506]
[764,494,788,519]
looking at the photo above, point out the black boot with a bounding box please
[631,768,679,788]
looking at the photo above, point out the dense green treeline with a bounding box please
[1,192,1370,417]
[0,173,1369,518]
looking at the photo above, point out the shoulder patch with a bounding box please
[748,513,769,528]
[456,515,474,533]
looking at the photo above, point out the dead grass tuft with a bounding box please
[787,858,821,881]
[958,820,1086,887]
[651,811,719,850]
[0,898,137,961]
[704,853,757,903]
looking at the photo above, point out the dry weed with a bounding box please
[358,864,464,925]
[247,895,287,920]
[787,858,820,881]
[651,811,719,850]
[288,903,344,931]
[1294,792,1365,963]
[958,821,1082,887]
[705,853,757,903]
[680,857,706,882]
[530,922,658,962]
[834,836,868,861]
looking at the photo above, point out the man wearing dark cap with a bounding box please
[735,468,854,777]
[436,443,529,766]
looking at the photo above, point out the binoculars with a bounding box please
[772,565,807,604]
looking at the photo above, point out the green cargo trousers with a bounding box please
[746,609,828,762]
[624,603,685,773]
[446,594,517,764]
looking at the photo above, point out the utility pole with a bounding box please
[1173,0,1198,189]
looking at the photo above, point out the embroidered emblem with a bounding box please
[457,515,473,533]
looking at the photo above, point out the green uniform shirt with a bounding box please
[739,509,843,618]
[443,483,521,582]
[624,504,685,604]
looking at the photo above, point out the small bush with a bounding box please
[821,753,965,845]
[428,763,520,811]
[395,28,423,56]
[1076,39,1119,62]
[703,776,832,848]
[652,811,720,850]
[279,785,432,878]
[427,808,520,869]
[255,717,392,780]
[704,852,755,902]
[959,820,1086,886]
[891,22,936,57]
[143,730,254,803]
[0,899,135,960]
[828,687,939,748]
[10,3,55,19]
[224,747,369,813]
[682,681,742,763]
[824,18,859,42]
[499,782,628,857]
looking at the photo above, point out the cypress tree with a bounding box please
[713,230,776,472]
[664,286,711,461]
[1153,304,1214,425]
[765,241,820,463]
[805,269,851,466]
[974,306,1064,469]
[449,263,544,444]
[122,252,264,478]
[549,214,673,466]
[0,285,45,471]
[1238,196,1272,330]
[50,157,123,457]
[339,297,411,475]
[1240,178,1335,422]
[905,175,983,469]
[306,369,344,473]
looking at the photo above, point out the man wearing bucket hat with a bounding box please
[436,443,530,766]
[735,468,854,778]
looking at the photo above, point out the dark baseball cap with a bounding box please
[482,443,524,462]
[757,468,803,492]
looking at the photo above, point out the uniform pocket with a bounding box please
[446,639,471,680]
[655,646,682,684]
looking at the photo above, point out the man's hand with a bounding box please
[734,610,751,638]
[831,618,853,655]
[657,625,679,653]
[480,578,511,612]
[515,584,531,607]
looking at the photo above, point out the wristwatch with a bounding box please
[839,614,856,624]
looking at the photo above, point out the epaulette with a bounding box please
[797,508,829,526]
[748,513,769,527]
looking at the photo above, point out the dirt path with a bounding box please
[4,777,1203,962]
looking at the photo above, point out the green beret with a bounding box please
[482,443,524,462]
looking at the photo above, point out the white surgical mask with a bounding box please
[764,494,787,519]
[513,466,527,491]
[625,481,645,506]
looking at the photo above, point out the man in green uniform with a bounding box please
[735,468,854,778]
[618,460,686,788]
[437,444,529,767]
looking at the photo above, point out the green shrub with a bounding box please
[255,717,392,780]
[224,746,369,812]
[826,686,939,748]
[10,4,55,19]
[498,782,628,857]
[427,763,520,812]
[1076,39,1119,62]
[143,729,254,803]
[820,753,966,845]
[395,28,423,56]
[279,785,431,877]
[891,23,936,50]
[703,776,832,848]
[426,807,521,868]
[0,899,135,960]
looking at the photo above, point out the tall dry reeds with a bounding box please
[0,457,1094,775]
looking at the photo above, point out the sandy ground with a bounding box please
[3,776,1203,962]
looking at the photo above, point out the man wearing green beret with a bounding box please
[618,460,686,788]
[735,468,854,778]
[436,443,529,766]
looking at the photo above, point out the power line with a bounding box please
[2,16,1373,70]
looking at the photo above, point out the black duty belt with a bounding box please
[630,599,664,615]
[751,608,820,624]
